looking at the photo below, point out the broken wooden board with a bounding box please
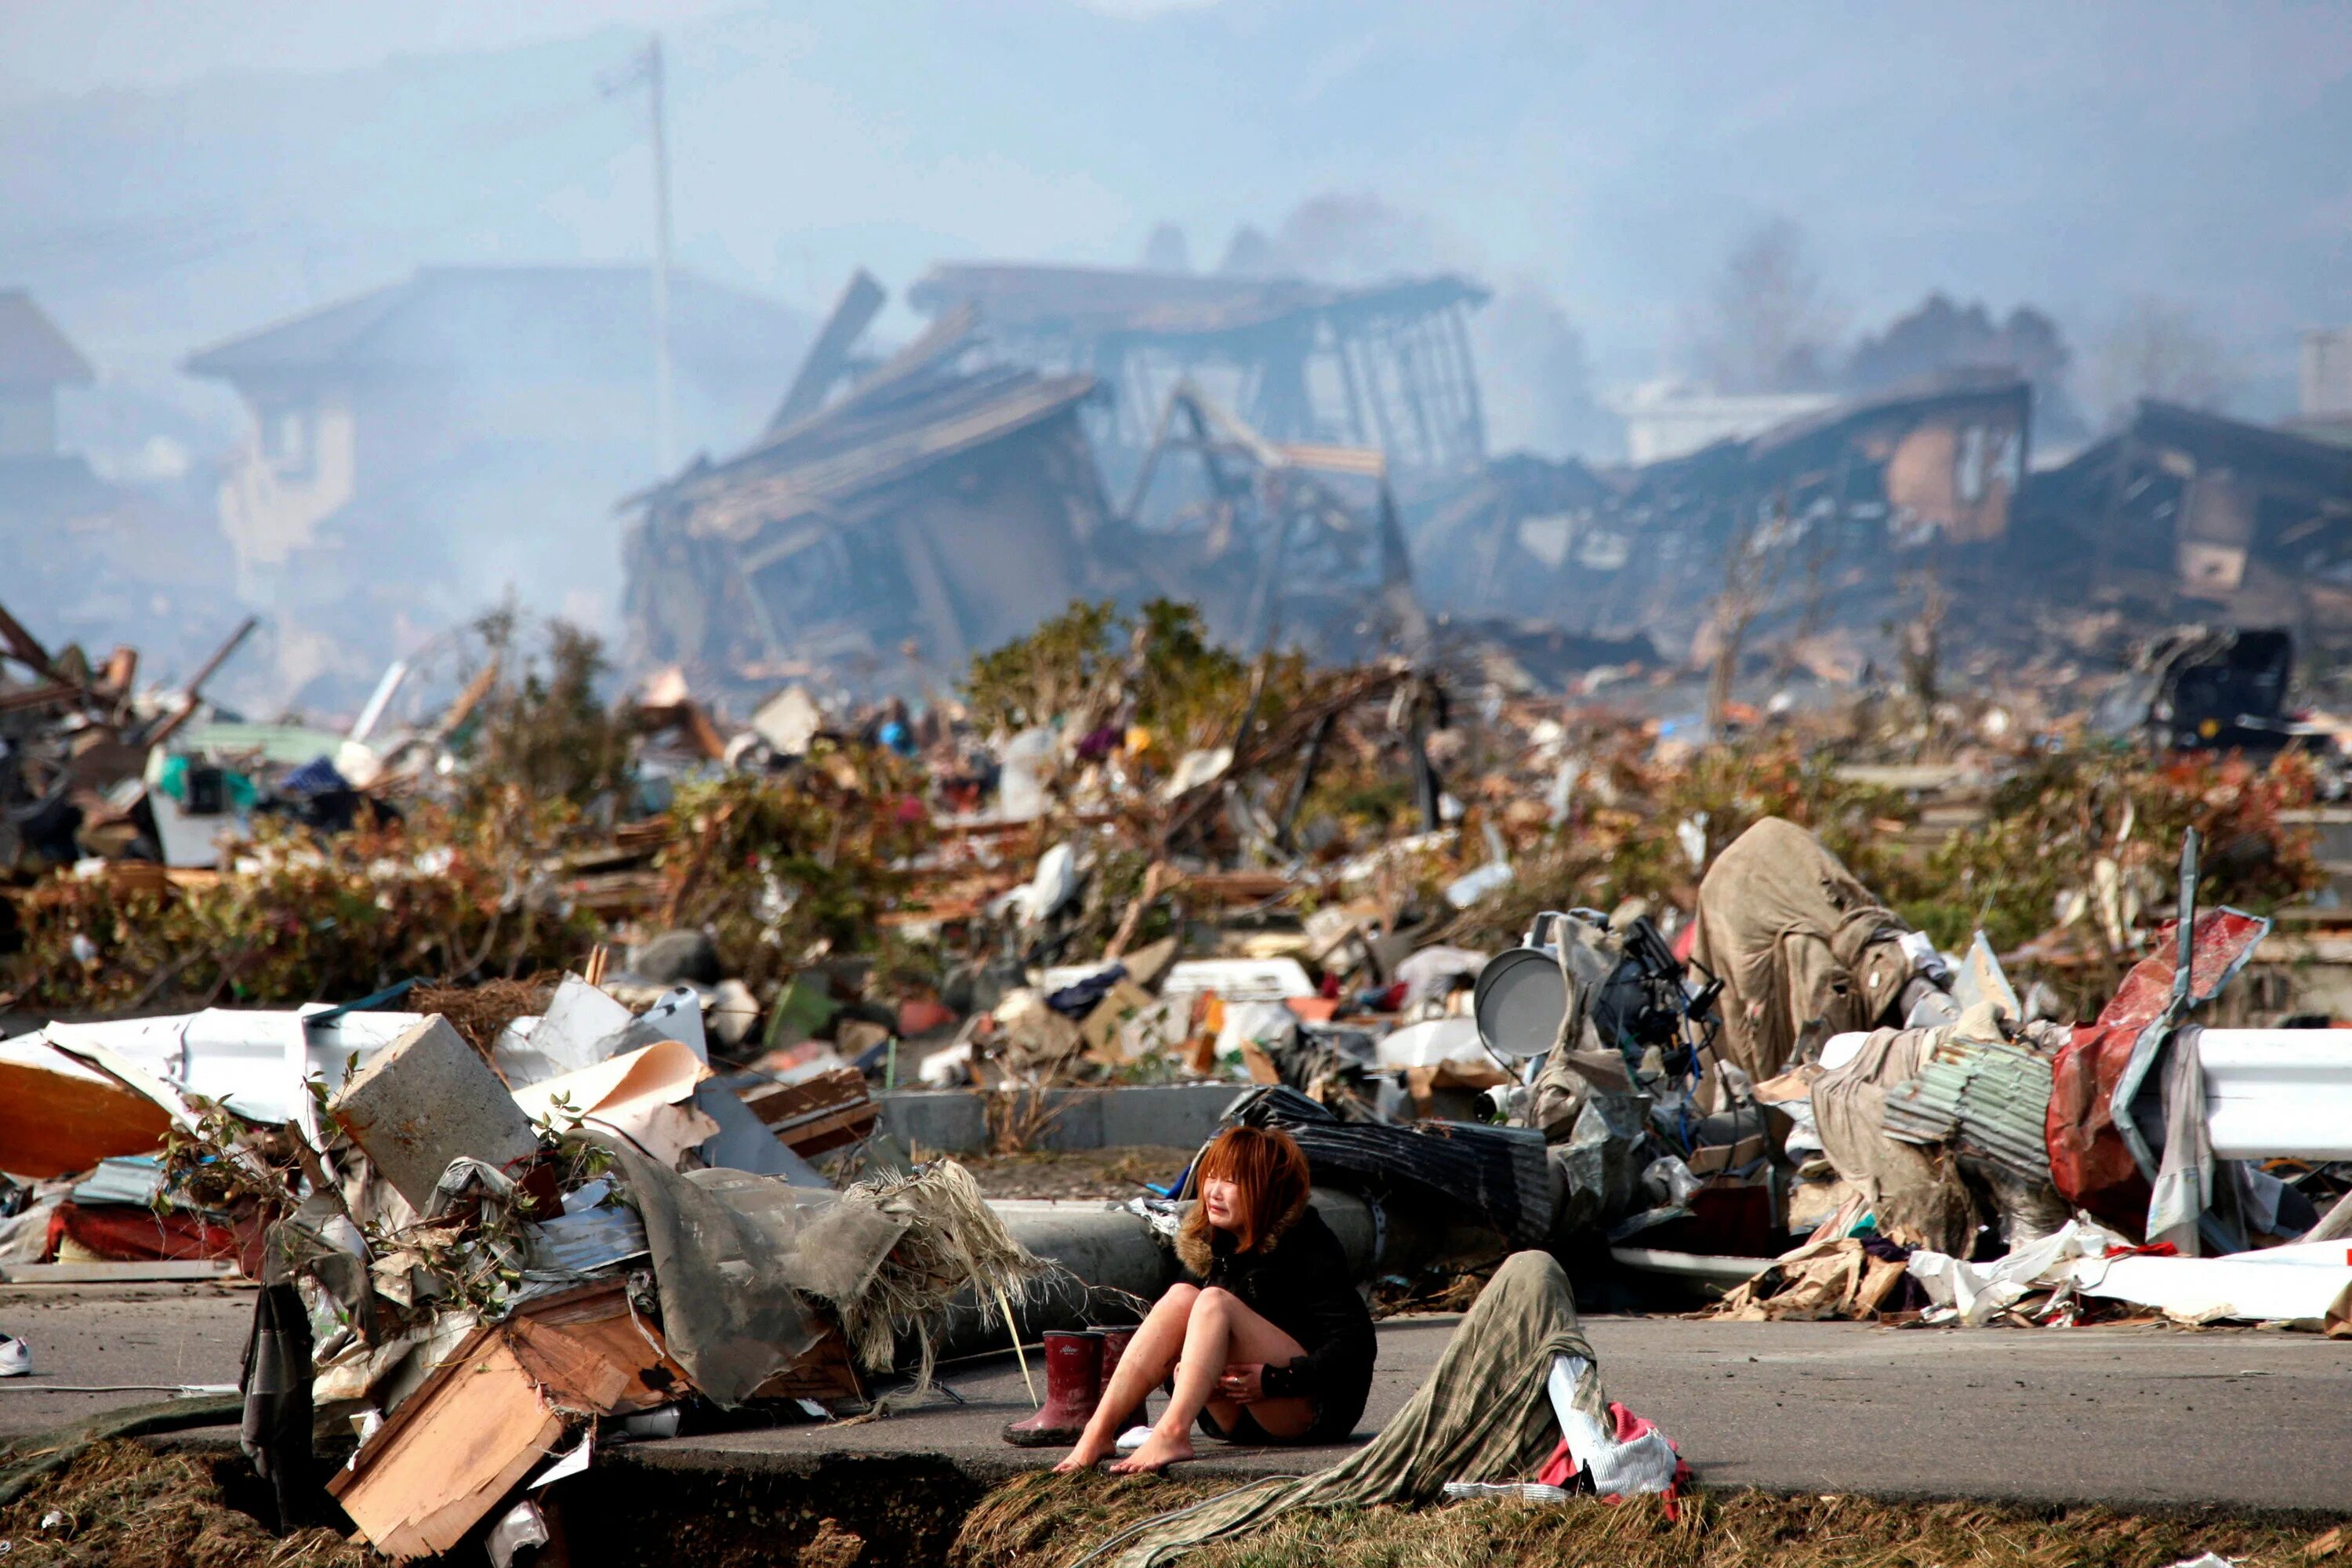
[505,1277,688,1414]
[746,1320,863,1407]
[330,1279,692,1559]
[329,1329,567,1560]
[738,1067,877,1157]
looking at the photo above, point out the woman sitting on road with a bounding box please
[1055,1124,1377,1475]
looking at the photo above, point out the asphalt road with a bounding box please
[6,1286,2348,1512]
[0,1283,252,1435]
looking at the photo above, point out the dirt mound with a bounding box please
[0,1441,372,1568]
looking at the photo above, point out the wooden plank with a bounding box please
[0,1260,239,1284]
[330,1334,564,1561]
[737,1069,878,1156]
[331,1277,703,1555]
[771,1102,879,1157]
[502,1316,632,1413]
[0,599,56,674]
[739,1068,866,1127]
[0,681,78,714]
[767,268,887,433]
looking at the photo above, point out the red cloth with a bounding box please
[1534,1400,1695,1519]
[47,1202,251,1269]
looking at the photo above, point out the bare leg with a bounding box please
[1112,1287,1312,1473]
[1054,1285,1197,1472]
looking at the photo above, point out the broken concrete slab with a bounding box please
[329,1014,540,1210]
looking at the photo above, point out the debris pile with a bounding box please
[0,969,1040,1560]
[5,525,2352,1566]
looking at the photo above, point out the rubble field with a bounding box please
[9,571,2352,1566]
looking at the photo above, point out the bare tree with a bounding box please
[2089,296,2231,424]
[1897,571,1947,710]
[1690,218,1842,394]
[1773,515,1840,679]
[1704,493,1792,732]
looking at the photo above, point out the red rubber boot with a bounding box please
[1001,1330,1103,1447]
[1093,1326,1145,1436]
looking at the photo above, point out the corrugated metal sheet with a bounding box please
[70,1156,171,1208]
[1882,1036,2053,1181]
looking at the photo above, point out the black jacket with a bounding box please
[1178,1201,1376,1434]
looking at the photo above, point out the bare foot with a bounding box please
[1053,1432,1116,1473]
[1109,1428,1196,1475]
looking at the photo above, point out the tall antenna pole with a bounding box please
[646,34,676,474]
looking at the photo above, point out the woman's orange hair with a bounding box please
[1185,1125,1310,1256]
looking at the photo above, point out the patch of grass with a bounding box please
[952,1474,2348,1568]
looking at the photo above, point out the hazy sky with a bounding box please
[6,0,2349,423]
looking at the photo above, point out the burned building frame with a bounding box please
[906,263,1490,481]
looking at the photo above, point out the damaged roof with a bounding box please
[0,290,94,388]
[1745,368,2031,466]
[641,364,1098,542]
[906,263,1487,341]
[2125,399,2352,495]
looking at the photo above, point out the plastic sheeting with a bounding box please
[1906,1216,2352,1330]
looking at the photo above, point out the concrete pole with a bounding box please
[646,34,676,474]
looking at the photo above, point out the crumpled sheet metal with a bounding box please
[2046,909,2268,1236]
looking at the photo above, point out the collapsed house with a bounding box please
[906,263,1491,481]
[626,256,2352,703]
[2028,401,2352,648]
[186,266,811,710]
[1413,376,2352,689]
[0,290,236,677]
[1406,451,1619,627]
[622,274,1443,699]
[1114,383,1425,661]
[622,297,1117,699]
[1406,370,2032,666]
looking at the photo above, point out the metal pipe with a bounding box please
[924,1191,1399,1365]
[2196,1028,2352,1160]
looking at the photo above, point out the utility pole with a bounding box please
[644,34,676,475]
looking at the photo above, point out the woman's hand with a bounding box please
[1216,1363,1265,1404]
